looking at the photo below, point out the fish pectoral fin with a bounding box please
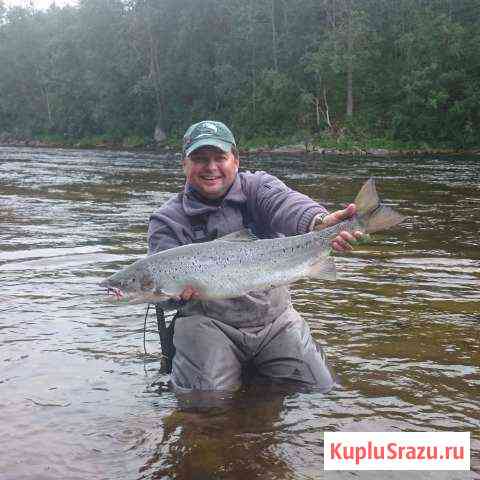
[307,257,337,281]
[217,228,259,243]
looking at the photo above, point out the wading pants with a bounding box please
[170,307,335,393]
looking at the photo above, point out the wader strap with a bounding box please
[189,214,218,243]
[189,201,252,242]
[239,201,254,231]
[155,304,175,373]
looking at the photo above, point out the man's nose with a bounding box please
[202,159,218,169]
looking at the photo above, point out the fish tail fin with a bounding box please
[355,178,407,234]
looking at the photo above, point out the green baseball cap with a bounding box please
[183,120,236,157]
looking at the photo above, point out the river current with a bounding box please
[0,146,479,479]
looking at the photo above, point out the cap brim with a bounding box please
[185,138,233,157]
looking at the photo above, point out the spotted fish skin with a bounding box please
[100,179,405,304]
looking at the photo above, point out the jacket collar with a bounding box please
[183,174,247,216]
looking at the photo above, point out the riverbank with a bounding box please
[0,132,478,157]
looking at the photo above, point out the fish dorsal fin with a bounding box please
[217,228,259,242]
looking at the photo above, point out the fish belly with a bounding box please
[156,235,325,299]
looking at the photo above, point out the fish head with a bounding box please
[99,262,167,304]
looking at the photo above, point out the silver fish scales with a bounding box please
[100,179,405,304]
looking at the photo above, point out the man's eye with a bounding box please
[191,155,227,163]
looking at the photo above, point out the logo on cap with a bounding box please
[198,122,218,134]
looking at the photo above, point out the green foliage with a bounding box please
[239,134,287,150]
[122,134,147,148]
[308,125,433,151]
[390,7,480,147]
[34,132,76,146]
[0,0,478,149]
[240,69,301,136]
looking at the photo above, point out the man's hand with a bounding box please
[314,203,366,252]
[177,285,200,301]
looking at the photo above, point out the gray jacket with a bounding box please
[147,171,328,327]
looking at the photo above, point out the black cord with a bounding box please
[143,303,151,355]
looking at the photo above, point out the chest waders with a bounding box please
[155,199,253,374]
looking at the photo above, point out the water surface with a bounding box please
[1,146,479,479]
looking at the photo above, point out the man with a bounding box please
[148,120,362,393]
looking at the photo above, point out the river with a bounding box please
[0,146,479,479]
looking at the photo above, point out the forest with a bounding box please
[0,0,479,149]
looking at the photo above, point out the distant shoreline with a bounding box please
[0,136,478,158]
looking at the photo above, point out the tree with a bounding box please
[0,0,478,146]
[393,6,480,145]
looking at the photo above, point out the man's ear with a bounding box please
[231,147,240,170]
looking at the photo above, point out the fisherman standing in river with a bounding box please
[147,120,363,393]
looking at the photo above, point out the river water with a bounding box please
[0,146,479,480]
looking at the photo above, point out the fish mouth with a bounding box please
[104,286,125,301]
[99,279,124,301]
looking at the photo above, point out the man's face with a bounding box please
[183,146,239,199]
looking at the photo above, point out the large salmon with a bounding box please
[100,179,405,304]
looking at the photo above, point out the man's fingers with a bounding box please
[179,291,190,301]
[331,231,371,251]
[339,231,356,243]
[331,230,371,251]
[179,285,200,301]
[332,240,350,252]
[331,241,341,251]
[332,236,352,252]
[342,203,356,219]
[323,203,356,227]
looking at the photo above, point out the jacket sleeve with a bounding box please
[147,214,183,255]
[253,173,328,236]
